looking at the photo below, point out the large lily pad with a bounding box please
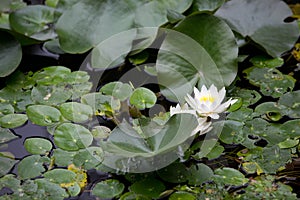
[157,14,237,102]
[101,113,198,172]
[18,155,50,180]
[9,5,57,41]
[215,0,299,57]
[0,31,22,77]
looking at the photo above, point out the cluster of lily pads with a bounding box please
[1,0,300,199]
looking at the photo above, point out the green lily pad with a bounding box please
[92,179,125,199]
[129,178,165,199]
[9,5,57,41]
[215,0,299,57]
[18,155,50,180]
[249,56,284,68]
[278,90,300,118]
[73,146,104,170]
[52,148,76,167]
[56,0,137,53]
[26,105,61,126]
[32,66,71,85]
[44,169,77,184]
[280,119,300,138]
[0,114,28,128]
[0,31,22,77]
[24,137,53,155]
[0,153,18,177]
[129,87,157,110]
[278,138,299,149]
[54,123,93,151]
[34,178,69,200]
[120,192,151,200]
[244,67,295,98]
[169,192,196,200]
[100,82,133,101]
[218,120,244,144]
[101,113,198,172]
[157,13,237,102]
[191,0,224,12]
[31,85,72,105]
[59,102,93,123]
[214,167,248,186]
[187,163,214,186]
[157,162,189,183]
[0,127,18,144]
[254,102,283,121]
[92,126,111,140]
[81,92,120,115]
[0,87,33,112]
[0,103,14,117]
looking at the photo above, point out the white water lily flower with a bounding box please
[170,103,212,135]
[185,85,237,119]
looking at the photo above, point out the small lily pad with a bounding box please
[44,168,77,184]
[59,102,93,123]
[18,155,50,180]
[26,105,61,126]
[0,153,18,177]
[92,179,125,199]
[214,167,248,186]
[31,85,72,105]
[169,192,196,200]
[100,81,133,101]
[0,127,18,144]
[73,146,104,170]
[157,162,189,183]
[52,148,76,167]
[54,123,93,151]
[24,137,53,155]
[129,87,157,110]
[129,178,165,199]
[0,113,28,128]
[0,103,14,117]
[187,163,214,185]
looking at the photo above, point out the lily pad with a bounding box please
[31,85,72,105]
[52,148,76,167]
[278,90,300,118]
[157,162,188,183]
[214,167,248,186]
[191,0,224,12]
[0,127,18,144]
[129,87,157,110]
[215,0,299,57]
[101,113,198,172]
[0,153,18,177]
[243,67,295,98]
[9,5,57,40]
[100,82,133,101]
[73,146,104,170]
[0,31,22,78]
[187,163,214,186]
[92,179,125,199]
[0,114,28,128]
[17,155,50,180]
[34,178,69,200]
[44,169,77,184]
[0,103,14,117]
[26,105,61,126]
[129,178,165,199]
[169,192,196,200]
[24,137,53,155]
[157,14,237,102]
[54,123,93,151]
[59,102,93,123]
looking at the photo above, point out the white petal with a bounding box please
[193,87,201,100]
[208,113,220,119]
[185,94,198,110]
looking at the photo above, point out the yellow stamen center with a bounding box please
[199,95,215,102]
